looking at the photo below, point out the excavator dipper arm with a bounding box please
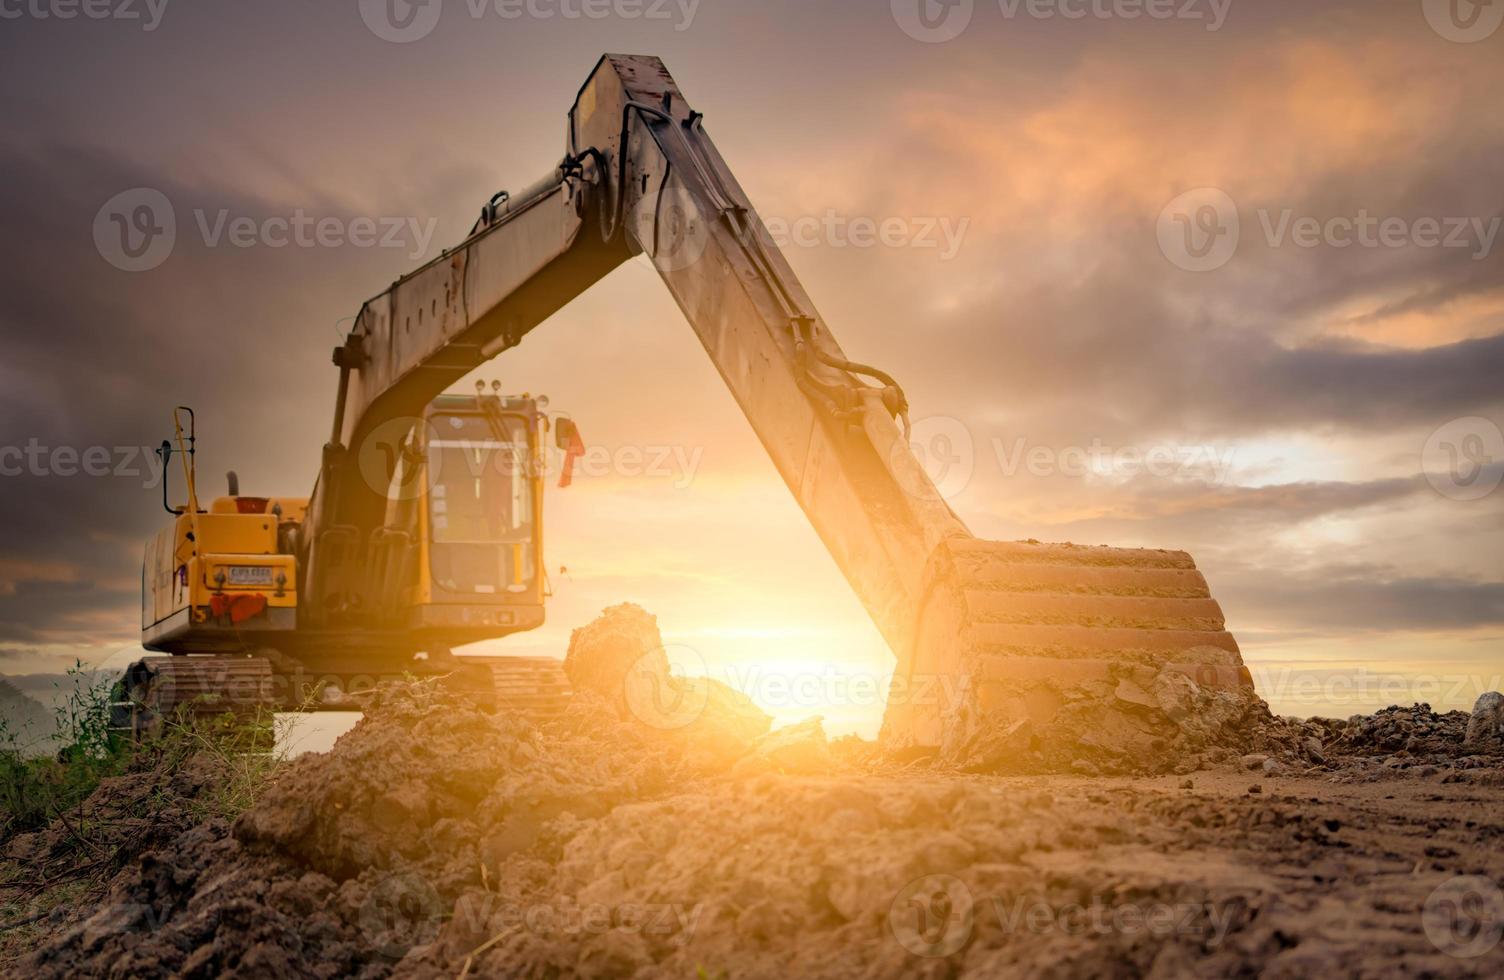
[305,55,1251,758]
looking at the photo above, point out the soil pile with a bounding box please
[562,603,772,765]
[947,664,1277,776]
[5,607,1502,977]
[13,686,1503,978]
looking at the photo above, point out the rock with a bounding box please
[1465,692,1504,747]
[564,603,771,749]
[1152,671,1202,722]
[1303,737,1327,763]
[1248,784,1262,794]
[1179,778,1195,790]
[956,718,1036,773]
[1240,753,1269,771]
[1261,758,1283,775]
[563,603,669,708]
[1071,759,1101,776]
[735,717,832,775]
[680,675,774,750]
[1114,678,1158,711]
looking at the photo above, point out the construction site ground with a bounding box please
[3,607,1501,978]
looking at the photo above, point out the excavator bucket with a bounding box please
[883,537,1254,768]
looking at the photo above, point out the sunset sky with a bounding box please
[1,0,1500,736]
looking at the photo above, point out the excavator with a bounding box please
[119,55,1253,758]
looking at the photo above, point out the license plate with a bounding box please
[227,565,275,586]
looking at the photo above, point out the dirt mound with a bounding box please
[7,614,1502,978]
[16,686,1501,978]
[13,684,700,977]
[947,664,1277,776]
[564,603,772,762]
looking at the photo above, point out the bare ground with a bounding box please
[2,608,1501,978]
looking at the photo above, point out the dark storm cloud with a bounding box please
[907,270,1504,447]
[1221,570,1504,634]
[0,579,137,645]
[0,138,480,647]
[1100,475,1430,523]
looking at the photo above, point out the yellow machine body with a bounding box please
[139,394,551,661]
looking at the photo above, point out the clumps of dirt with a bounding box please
[1262,700,1504,786]
[12,600,823,980]
[1323,703,1472,756]
[14,682,703,978]
[563,603,772,765]
[946,663,1277,777]
[734,716,834,776]
[12,674,1504,978]
[0,746,258,961]
[9,607,1504,978]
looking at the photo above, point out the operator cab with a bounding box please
[411,394,539,598]
[374,385,576,646]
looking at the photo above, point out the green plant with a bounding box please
[52,661,121,763]
[0,665,134,837]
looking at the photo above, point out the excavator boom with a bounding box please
[302,54,1253,759]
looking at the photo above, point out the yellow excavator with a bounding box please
[121,55,1252,758]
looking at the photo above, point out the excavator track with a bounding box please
[110,655,276,739]
[480,656,573,720]
[112,654,574,741]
